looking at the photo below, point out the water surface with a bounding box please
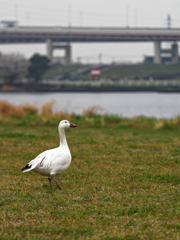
[0,92,179,118]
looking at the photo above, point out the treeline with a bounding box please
[0,53,49,84]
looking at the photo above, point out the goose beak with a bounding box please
[70,122,77,128]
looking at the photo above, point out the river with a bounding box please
[0,92,179,119]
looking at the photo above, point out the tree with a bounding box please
[28,54,49,82]
[0,52,29,84]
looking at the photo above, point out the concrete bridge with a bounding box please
[0,26,180,64]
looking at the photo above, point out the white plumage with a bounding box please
[21,120,77,189]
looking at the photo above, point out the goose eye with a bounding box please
[65,121,67,123]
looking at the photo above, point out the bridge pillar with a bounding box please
[154,41,179,64]
[46,39,53,60]
[171,42,179,63]
[65,43,71,65]
[52,43,72,65]
[154,41,161,64]
[46,39,72,64]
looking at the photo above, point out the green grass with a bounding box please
[43,63,180,80]
[1,115,180,239]
[100,63,180,80]
[43,64,90,80]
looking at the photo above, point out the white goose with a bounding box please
[21,120,77,189]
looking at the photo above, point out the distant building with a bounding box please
[0,21,18,28]
[144,56,180,64]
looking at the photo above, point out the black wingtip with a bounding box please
[21,164,31,172]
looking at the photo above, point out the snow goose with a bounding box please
[21,120,77,189]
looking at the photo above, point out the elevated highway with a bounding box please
[0,26,180,64]
[0,26,180,43]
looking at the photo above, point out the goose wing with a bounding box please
[21,149,56,173]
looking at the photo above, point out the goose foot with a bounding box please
[50,174,62,190]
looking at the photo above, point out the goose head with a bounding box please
[59,120,77,130]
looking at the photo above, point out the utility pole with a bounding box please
[14,5,18,24]
[99,54,102,64]
[26,12,30,26]
[167,14,171,29]
[134,8,137,27]
[80,11,83,27]
[126,4,129,28]
[68,5,72,27]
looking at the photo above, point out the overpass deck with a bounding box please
[0,27,180,43]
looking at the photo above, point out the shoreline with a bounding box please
[1,84,180,93]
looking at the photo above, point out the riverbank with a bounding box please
[1,83,180,93]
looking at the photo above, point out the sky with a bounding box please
[0,0,180,64]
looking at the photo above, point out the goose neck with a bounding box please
[59,128,68,147]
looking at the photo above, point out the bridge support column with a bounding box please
[153,41,179,64]
[46,39,53,60]
[52,42,72,65]
[65,44,71,65]
[46,39,72,64]
[171,42,179,63]
[154,41,161,64]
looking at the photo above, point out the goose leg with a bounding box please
[50,174,62,189]
[48,177,52,187]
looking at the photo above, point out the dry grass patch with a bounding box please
[0,100,37,117]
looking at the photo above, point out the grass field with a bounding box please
[43,63,180,80]
[100,64,180,80]
[1,101,180,239]
[43,65,90,80]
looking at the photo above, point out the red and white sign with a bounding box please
[91,68,101,77]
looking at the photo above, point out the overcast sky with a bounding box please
[0,0,180,63]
